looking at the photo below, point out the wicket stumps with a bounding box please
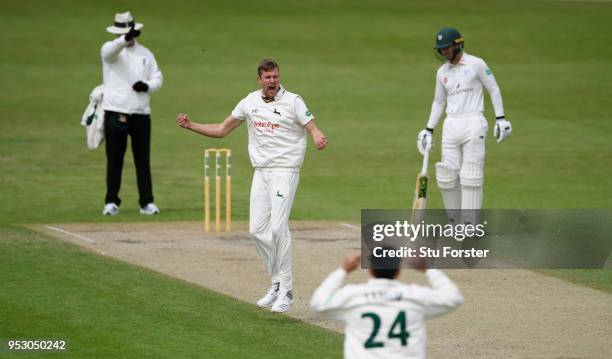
[204,148,231,233]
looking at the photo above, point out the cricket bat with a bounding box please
[410,151,430,224]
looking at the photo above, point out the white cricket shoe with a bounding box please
[102,203,119,216]
[140,203,160,215]
[271,289,293,313]
[256,283,280,308]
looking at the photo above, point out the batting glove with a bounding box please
[494,117,512,143]
[132,81,149,92]
[124,25,141,42]
[417,128,434,155]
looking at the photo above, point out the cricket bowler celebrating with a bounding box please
[310,252,463,358]
[417,27,512,225]
[177,59,328,313]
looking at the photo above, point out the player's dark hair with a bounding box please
[258,59,279,76]
[369,246,401,279]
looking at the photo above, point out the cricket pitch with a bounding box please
[34,221,612,358]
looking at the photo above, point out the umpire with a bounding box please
[100,11,163,215]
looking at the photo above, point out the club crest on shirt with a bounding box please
[273,108,281,116]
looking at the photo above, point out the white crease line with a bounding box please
[338,222,360,230]
[45,225,97,244]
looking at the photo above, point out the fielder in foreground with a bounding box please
[310,252,463,359]
[177,59,328,313]
[417,27,512,225]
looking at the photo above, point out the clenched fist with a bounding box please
[342,253,361,273]
[176,113,191,129]
[312,129,328,150]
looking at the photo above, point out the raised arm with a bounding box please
[422,269,464,319]
[101,37,127,63]
[310,253,360,318]
[309,268,348,313]
[176,113,243,138]
[102,26,141,63]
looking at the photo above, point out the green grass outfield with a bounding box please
[1,0,611,224]
[1,0,611,357]
[0,226,343,358]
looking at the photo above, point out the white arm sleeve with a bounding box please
[230,98,248,121]
[422,269,464,319]
[101,37,127,63]
[294,96,315,126]
[145,54,163,93]
[426,74,447,129]
[478,60,505,118]
[309,268,350,319]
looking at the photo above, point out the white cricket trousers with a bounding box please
[441,114,487,170]
[249,169,300,291]
[437,114,488,223]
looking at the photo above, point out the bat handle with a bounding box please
[421,151,430,175]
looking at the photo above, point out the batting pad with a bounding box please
[459,161,483,224]
[436,162,460,189]
[436,162,461,223]
[459,161,484,187]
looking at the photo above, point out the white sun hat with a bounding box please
[106,11,143,35]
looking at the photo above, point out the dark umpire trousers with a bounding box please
[104,111,154,208]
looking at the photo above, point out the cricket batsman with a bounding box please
[417,27,512,225]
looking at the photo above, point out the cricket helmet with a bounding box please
[434,27,464,49]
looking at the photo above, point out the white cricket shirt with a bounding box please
[310,269,463,359]
[101,37,163,115]
[231,86,314,170]
[427,52,504,129]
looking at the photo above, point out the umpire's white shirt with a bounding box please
[101,37,163,115]
[231,86,314,170]
[310,269,463,359]
[427,52,504,129]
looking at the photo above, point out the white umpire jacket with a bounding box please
[100,37,163,115]
[81,85,104,150]
[310,269,463,359]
